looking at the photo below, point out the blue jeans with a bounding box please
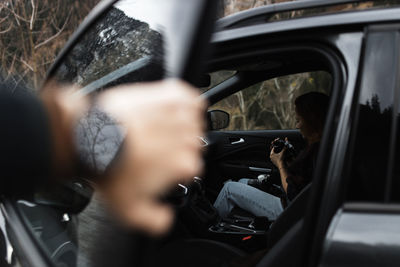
[213,179,283,219]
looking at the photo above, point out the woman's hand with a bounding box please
[270,147,286,168]
[270,137,290,193]
[269,137,289,168]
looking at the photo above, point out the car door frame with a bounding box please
[208,18,364,266]
[1,200,52,266]
[313,24,400,267]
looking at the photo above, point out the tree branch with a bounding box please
[7,54,16,77]
[34,9,71,50]
[0,15,10,25]
[6,5,30,25]
[30,0,36,30]
[19,57,34,71]
[0,23,12,34]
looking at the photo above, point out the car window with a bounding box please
[52,0,213,96]
[209,71,331,131]
[345,29,398,203]
[54,1,165,93]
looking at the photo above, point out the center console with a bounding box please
[179,177,271,251]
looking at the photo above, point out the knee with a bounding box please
[220,181,235,194]
[223,181,245,196]
[238,178,249,184]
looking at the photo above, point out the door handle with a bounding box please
[231,138,245,145]
[249,167,272,173]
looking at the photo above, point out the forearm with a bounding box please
[277,162,290,193]
[40,84,89,179]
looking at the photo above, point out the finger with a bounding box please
[270,138,278,146]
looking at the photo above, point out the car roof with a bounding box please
[215,0,400,35]
[213,5,400,43]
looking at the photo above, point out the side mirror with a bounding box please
[208,110,230,130]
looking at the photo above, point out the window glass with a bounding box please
[390,38,400,203]
[54,0,208,95]
[346,31,397,202]
[392,111,400,202]
[210,71,331,131]
[54,2,165,92]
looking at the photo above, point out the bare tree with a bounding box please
[0,0,99,91]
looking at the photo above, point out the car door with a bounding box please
[0,0,218,266]
[315,24,400,267]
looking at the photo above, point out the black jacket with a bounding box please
[0,91,51,196]
[286,142,319,201]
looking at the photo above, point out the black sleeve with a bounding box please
[285,142,320,201]
[0,91,52,197]
[286,175,304,201]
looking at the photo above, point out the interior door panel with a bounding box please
[205,129,305,196]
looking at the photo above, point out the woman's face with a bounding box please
[295,113,311,140]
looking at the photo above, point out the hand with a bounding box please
[269,137,288,168]
[40,81,88,179]
[96,79,206,235]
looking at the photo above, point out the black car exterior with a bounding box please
[206,1,400,266]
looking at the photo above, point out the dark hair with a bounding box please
[295,92,329,136]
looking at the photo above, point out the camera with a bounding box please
[270,138,297,162]
[270,138,291,153]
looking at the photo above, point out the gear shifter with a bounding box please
[247,174,270,187]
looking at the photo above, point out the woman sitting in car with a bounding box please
[213,92,329,220]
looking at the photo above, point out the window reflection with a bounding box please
[393,114,400,202]
[347,31,396,202]
[358,32,396,111]
[75,106,125,173]
[55,4,164,89]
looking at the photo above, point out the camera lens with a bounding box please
[272,139,285,153]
